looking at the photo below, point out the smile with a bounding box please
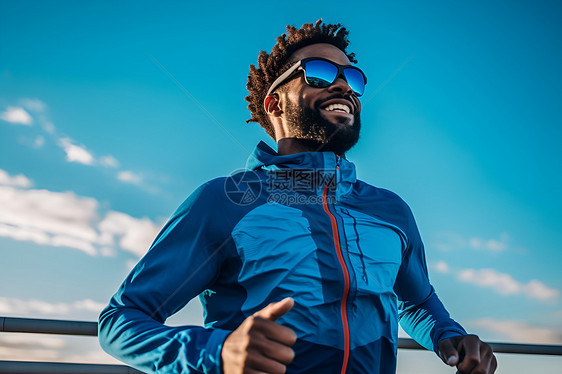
[324,103,351,114]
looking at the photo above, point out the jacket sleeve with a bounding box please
[393,201,466,354]
[98,182,231,374]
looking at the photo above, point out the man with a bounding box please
[99,20,497,374]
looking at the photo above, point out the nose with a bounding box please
[327,76,354,95]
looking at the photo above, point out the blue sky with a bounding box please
[1,0,561,371]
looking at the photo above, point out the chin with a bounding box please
[286,103,361,154]
[322,114,355,128]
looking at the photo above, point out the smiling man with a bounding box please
[261,44,363,156]
[99,20,497,374]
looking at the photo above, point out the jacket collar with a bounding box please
[246,141,357,197]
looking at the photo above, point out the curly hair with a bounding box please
[245,19,357,138]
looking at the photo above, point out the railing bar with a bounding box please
[2,317,562,356]
[397,337,424,350]
[0,317,97,336]
[0,361,143,374]
[488,342,562,356]
[396,337,562,356]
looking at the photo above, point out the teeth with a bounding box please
[325,103,351,114]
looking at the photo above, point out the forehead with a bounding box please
[289,43,351,65]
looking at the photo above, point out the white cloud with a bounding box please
[20,98,46,112]
[0,169,33,188]
[55,136,124,171]
[484,239,506,251]
[33,135,45,148]
[100,246,116,257]
[57,137,95,165]
[0,169,162,257]
[5,98,154,192]
[0,223,51,246]
[524,280,560,301]
[98,211,159,257]
[432,260,450,274]
[433,232,510,253]
[0,334,65,349]
[117,170,142,184]
[458,268,521,295]
[458,268,559,302]
[0,334,121,364]
[0,297,106,319]
[0,344,61,362]
[0,106,33,125]
[99,155,119,168]
[432,259,559,303]
[117,170,162,196]
[468,318,562,345]
[40,119,56,134]
[56,140,131,178]
[17,134,47,150]
[469,232,509,252]
[50,234,98,256]
[0,186,100,255]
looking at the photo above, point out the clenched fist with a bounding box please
[438,334,497,374]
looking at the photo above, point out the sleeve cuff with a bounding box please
[204,327,232,374]
[433,329,467,354]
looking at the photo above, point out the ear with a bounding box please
[264,94,283,117]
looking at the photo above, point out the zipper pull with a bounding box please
[335,154,341,183]
[331,154,341,194]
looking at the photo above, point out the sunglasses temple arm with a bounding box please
[265,61,303,97]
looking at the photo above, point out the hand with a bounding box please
[438,334,497,374]
[221,297,297,374]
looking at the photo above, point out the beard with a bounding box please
[284,96,361,155]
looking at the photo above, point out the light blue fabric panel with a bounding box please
[231,201,342,345]
[337,207,406,348]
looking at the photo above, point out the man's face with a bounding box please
[277,43,362,154]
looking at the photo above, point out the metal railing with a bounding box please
[1,316,561,373]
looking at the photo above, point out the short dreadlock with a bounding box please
[245,19,357,138]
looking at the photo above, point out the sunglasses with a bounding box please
[266,57,367,97]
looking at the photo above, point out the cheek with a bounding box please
[287,77,321,103]
[286,86,314,109]
[353,98,362,114]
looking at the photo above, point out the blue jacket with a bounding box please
[99,141,466,373]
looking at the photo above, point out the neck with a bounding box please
[277,138,329,155]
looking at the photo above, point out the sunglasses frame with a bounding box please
[266,57,367,97]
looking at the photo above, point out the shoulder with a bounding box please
[173,176,234,217]
[353,179,421,241]
[172,171,264,227]
[355,179,412,213]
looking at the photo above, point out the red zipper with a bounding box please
[322,161,350,374]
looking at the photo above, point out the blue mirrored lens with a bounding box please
[343,68,365,96]
[304,60,338,88]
